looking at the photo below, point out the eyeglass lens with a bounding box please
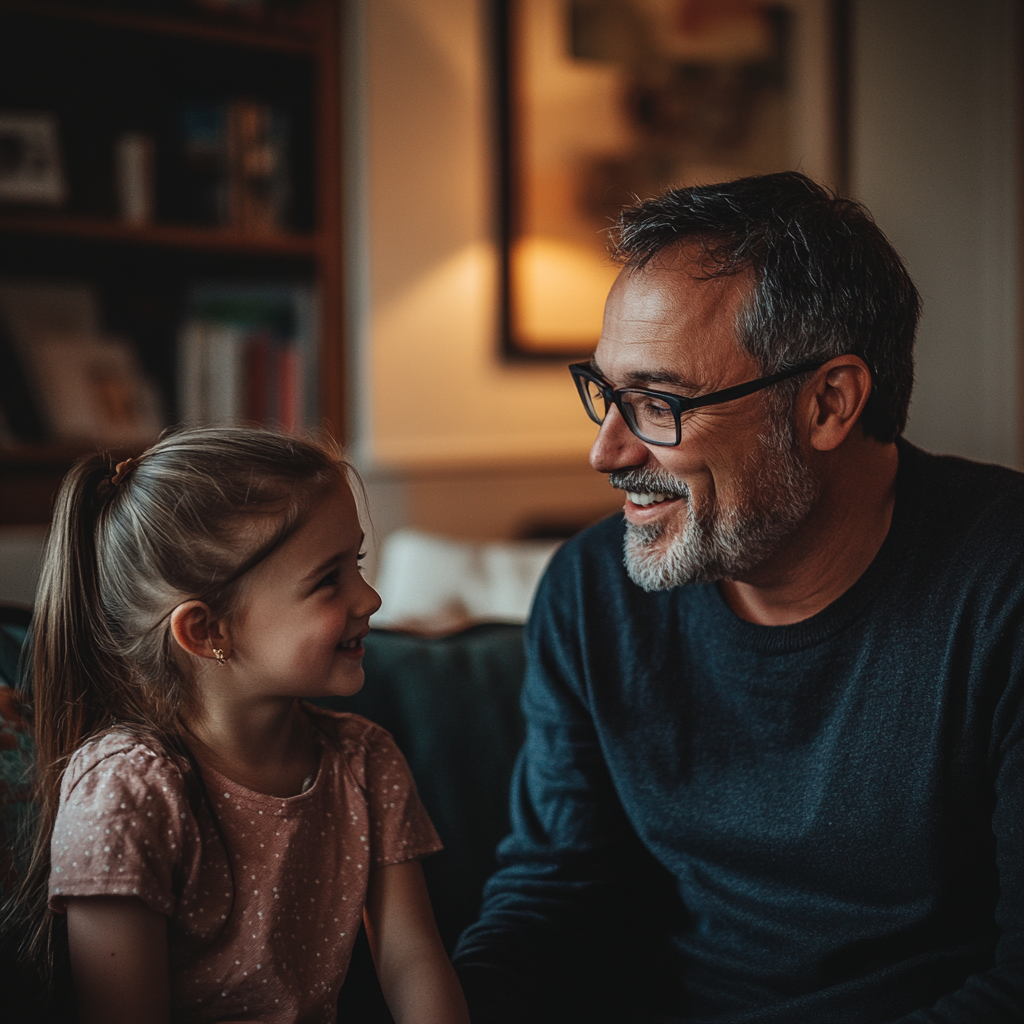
[583,378,678,444]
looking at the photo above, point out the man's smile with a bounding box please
[626,491,676,507]
[611,470,691,526]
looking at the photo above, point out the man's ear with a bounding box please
[169,601,230,663]
[800,356,873,452]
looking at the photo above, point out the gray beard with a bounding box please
[611,417,818,591]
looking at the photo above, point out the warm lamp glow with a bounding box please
[510,236,619,350]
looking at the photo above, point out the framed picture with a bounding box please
[0,112,67,206]
[499,0,847,358]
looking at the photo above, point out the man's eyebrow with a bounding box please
[590,357,703,392]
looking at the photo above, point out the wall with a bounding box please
[345,0,1021,562]
[851,0,1019,467]
[344,0,623,558]
[352,0,600,468]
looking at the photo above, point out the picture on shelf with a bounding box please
[0,112,67,206]
[0,280,164,447]
[178,283,318,432]
[25,334,164,447]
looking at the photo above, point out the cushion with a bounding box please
[0,607,34,895]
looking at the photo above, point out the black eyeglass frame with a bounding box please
[569,359,827,447]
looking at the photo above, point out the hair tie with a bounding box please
[110,458,139,486]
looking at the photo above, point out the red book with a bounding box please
[243,329,272,424]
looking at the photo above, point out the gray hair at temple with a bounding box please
[611,171,920,443]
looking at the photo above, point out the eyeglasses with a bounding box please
[569,360,826,447]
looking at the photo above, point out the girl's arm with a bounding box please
[66,895,170,1024]
[364,860,471,1024]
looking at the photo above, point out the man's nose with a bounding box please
[589,404,650,474]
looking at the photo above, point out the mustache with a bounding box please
[609,468,690,501]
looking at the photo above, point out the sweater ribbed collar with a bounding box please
[695,439,923,655]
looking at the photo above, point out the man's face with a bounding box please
[589,253,818,590]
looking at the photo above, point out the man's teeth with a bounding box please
[627,491,672,507]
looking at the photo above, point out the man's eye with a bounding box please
[636,397,674,420]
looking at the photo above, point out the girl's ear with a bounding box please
[169,601,230,663]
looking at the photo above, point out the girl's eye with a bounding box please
[318,569,340,588]
[357,550,368,575]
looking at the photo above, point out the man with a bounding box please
[453,172,1024,1022]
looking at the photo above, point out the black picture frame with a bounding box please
[498,0,849,360]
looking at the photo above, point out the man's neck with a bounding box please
[718,440,900,626]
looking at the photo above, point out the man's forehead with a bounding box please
[609,254,750,319]
[597,257,754,383]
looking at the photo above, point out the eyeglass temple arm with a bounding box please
[681,360,826,411]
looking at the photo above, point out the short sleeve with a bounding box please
[49,733,192,917]
[362,726,442,868]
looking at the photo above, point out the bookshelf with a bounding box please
[0,0,343,526]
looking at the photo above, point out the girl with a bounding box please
[13,426,469,1024]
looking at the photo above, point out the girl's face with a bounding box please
[225,476,381,701]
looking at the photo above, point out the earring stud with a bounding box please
[212,647,228,666]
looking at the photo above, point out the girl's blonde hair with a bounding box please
[9,425,353,977]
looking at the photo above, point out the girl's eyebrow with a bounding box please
[300,533,365,583]
[300,553,341,583]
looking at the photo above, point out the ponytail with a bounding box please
[6,455,134,974]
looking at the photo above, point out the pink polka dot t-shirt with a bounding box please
[48,705,442,1024]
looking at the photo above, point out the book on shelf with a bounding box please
[174,99,291,233]
[178,283,317,433]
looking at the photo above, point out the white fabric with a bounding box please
[371,529,560,634]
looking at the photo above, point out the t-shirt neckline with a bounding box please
[197,709,328,811]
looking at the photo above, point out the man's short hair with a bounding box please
[611,171,920,443]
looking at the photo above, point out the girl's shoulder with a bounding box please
[62,727,187,800]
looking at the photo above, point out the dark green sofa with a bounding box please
[0,605,526,1022]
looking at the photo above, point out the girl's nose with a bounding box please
[360,578,383,619]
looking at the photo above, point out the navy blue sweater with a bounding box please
[455,442,1024,1023]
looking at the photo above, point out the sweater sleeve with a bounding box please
[453,539,661,1023]
[894,609,1024,1024]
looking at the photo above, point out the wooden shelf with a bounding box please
[0,214,320,256]
[0,0,344,525]
[0,0,318,52]
[0,441,133,467]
